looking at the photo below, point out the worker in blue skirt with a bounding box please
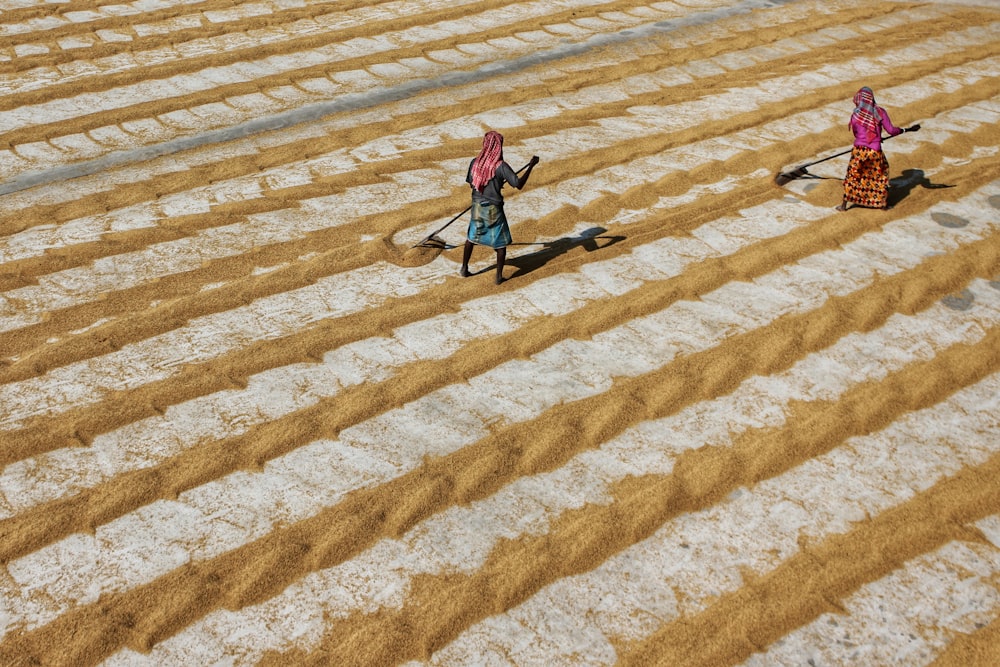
[460,130,539,284]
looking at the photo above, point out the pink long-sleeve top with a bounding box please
[850,106,903,151]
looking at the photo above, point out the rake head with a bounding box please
[774,166,811,186]
[411,234,448,249]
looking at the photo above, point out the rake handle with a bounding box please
[412,160,534,248]
[793,125,918,170]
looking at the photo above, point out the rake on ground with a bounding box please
[774,125,919,186]
[411,161,533,248]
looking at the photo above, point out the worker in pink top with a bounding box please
[836,87,918,211]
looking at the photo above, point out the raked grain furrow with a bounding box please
[0,0,998,665]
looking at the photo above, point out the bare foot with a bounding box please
[495,275,504,285]
[459,267,470,277]
[835,203,848,212]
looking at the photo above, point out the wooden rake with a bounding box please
[411,161,533,248]
[774,125,919,186]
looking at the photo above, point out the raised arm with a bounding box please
[512,155,540,190]
[879,107,904,137]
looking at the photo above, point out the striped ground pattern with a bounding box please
[0,0,998,664]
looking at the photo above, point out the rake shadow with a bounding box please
[503,226,625,279]
[888,168,956,207]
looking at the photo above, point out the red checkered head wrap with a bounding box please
[852,87,880,134]
[471,131,504,192]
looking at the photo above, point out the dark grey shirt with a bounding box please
[467,160,523,206]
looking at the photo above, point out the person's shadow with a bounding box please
[888,169,955,207]
[505,226,624,279]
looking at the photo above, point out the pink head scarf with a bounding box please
[471,131,504,192]
[851,87,880,134]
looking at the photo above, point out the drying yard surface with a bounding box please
[0,0,999,664]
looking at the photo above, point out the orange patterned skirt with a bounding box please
[843,146,890,209]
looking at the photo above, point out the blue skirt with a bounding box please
[467,201,512,249]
